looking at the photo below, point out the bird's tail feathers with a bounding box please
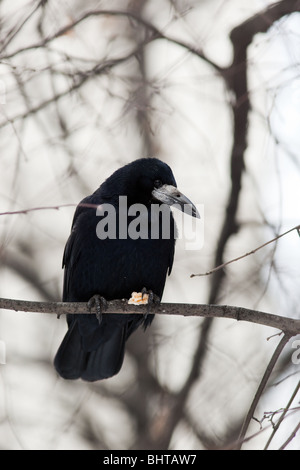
[54,320,126,381]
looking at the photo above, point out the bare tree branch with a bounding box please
[191,224,300,277]
[236,332,293,449]
[206,0,300,301]
[0,48,145,129]
[0,0,43,53]
[264,380,300,449]
[279,421,300,449]
[184,4,300,446]
[0,8,222,74]
[0,297,299,335]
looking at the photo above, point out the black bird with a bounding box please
[54,158,199,381]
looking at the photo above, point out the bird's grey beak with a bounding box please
[152,184,200,218]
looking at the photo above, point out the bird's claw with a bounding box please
[87,295,108,324]
[141,287,160,319]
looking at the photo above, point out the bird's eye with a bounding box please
[154,179,162,188]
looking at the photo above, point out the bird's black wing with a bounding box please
[55,193,130,381]
[55,192,176,381]
[62,194,95,302]
[55,201,153,381]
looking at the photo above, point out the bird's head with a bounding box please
[101,157,199,218]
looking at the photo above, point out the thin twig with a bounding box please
[0,8,222,75]
[264,380,300,449]
[0,1,43,53]
[279,421,300,450]
[0,45,153,130]
[191,224,300,277]
[237,333,293,449]
[0,202,99,217]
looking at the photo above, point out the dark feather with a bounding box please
[54,158,177,381]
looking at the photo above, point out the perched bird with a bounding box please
[54,158,199,381]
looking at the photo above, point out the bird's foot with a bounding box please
[141,287,160,318]
[87,295,108,324]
